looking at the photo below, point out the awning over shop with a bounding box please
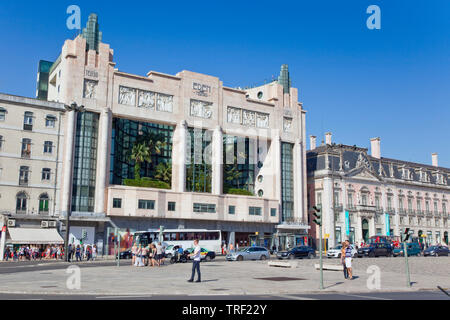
[6,228,64,245]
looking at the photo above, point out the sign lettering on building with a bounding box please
[193,83,211,97]
[85,69,99,79]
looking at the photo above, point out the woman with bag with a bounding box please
[150,244,157,267]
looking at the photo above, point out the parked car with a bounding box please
[185,247,216,261]
[393,242,422,257]
[423,245,449,257]
[357,243,393,257]
[277,246,316,260]
[164,245,184,258]
[327,245,357,258]
[226,246,270,261]
[119,250,132,259]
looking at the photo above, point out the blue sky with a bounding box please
[0,1,449,167]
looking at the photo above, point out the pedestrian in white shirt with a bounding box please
[188,239,201,283]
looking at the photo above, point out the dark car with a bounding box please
[423,246,449,257]
[119,250,132,259]
[277,246,316,260]
[357,243,393,257]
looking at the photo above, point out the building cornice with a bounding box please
[115,71,154,83]
[0,93,66,112]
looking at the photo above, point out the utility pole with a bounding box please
[313,206,324,290]
[402,228,411,287]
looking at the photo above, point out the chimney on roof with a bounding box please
[310,136,317,150]
[325,132,332,145]
[370,137,381,159]
[432,153,438,167]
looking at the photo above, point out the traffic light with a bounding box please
[312,206,322,226]
[401,228,410,242]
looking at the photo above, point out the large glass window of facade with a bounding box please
[186,128,212,193]
[110,118,173,185]
[72,112,99,212]
[281,142,294,221]
[16,192,28,214]
[223,134,256,193]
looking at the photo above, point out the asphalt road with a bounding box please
[0,290,448,300]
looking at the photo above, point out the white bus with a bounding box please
[133,229,222,253]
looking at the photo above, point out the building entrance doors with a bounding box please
[362,219,369,243]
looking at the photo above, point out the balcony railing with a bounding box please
[434,211,440,217]
[346,205,357,212]
[425,210,433,217]
[442,212,448,218]
[334,203,343,212]
[417,210,424,216]
[357,205,376,213]
[19,179,28,186]
[386,207,396,214]
[15,210,27,215]
[408,209,416,215]
[399,208,408,215]
[375,207,384,214]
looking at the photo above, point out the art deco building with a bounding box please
[42,14,308,252]
[307,133,450,248]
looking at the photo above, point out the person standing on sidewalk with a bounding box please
[188,239,201,283]
[92,245,97,261]
[344,240,353,280]
[156,242,163,267]
[76,245,82,262]
[340,242,348,279]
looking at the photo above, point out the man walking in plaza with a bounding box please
[188,239,201,283]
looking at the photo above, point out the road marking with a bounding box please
[96,295,152,299]
[340,293,391,300]
[276,294,318,300]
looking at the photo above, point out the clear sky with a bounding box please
[0,1,449,167]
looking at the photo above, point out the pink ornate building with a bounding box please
[307,133,449,249]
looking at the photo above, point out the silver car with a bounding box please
[226,246,270,261]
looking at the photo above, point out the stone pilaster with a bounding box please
[293,139,304,221]
[173,120,188,193]
[95,108,111,214]
[61,110,76,216]
[323,176,335,248]
[212,126,223,195]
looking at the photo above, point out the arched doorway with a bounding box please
[444,231,448,245]
[362,219,369,243]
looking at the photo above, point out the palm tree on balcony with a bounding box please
[224,160,242,189]
[155,162,172,185]
[130,143,150,180]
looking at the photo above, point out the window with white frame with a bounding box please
[43,141,53,154]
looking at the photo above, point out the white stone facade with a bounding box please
[0,94,65,220]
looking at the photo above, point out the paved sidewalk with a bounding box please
[0,257,448,296]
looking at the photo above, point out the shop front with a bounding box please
[275,223,310,251]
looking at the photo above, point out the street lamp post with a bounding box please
[64,103,85,262]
